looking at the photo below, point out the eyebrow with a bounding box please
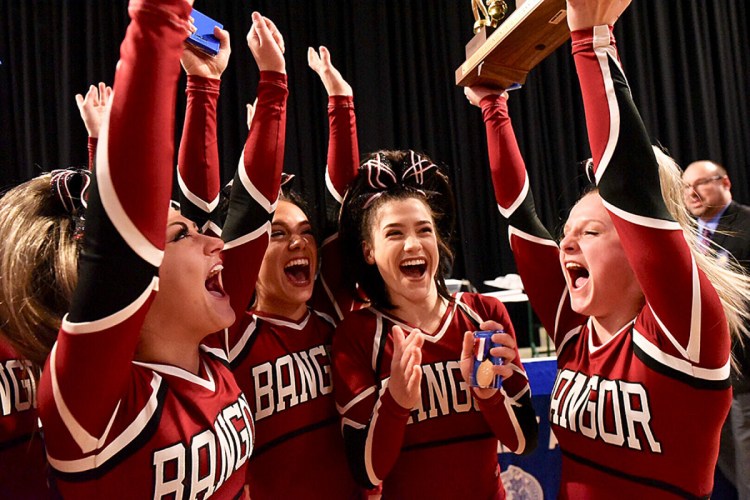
[563,218,606,231]
[272,220,312,230]
[168,220,199,233]
[383,220,432,229]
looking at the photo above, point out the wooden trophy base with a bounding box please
[456,0,569,90]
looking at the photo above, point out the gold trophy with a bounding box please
[456,0,570,90]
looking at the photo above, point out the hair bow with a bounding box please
[50,168,91,240]
[361,151,439,209]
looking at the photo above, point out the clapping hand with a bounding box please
[388,325,424,410]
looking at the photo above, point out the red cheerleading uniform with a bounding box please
[173,55,360,496]
[36,1,286,497]
[332,292,538,499]
[480,26,731,499]
[224,309,360,499]
[0,340,50,498]
[215,95,361,499]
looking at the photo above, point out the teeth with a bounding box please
[207,264,223,278]
[401,258,426,266]
[565,262,583,270]
[285,258,309,269]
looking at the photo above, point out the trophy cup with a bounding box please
[456,0,570,90]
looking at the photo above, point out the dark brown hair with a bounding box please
[339,150,456,309]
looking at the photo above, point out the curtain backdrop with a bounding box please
[1,0,748,287]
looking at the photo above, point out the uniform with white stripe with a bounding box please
[0,340,49,498]
[480,26,730,499]
[177,75,223,236]
[213,94,358,498]
[36,2,278,497]
[332,292,537,498]
[226,309,360,499]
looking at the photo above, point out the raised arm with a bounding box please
[308,46,359,214]
[569,0,728,367]
[176,26,231,236]
[41,0,191,437]
[220,13,288,343]
[466,87,585,347]
[308,46,361,320]
[75,82,112,170]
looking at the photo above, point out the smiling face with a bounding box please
[362,197,440,309]
[146,209,234,341]
[559,193,643,320]
[682,161,731,220]
[255,201,317,318]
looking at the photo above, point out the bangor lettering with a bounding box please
[251,344,333,421]
[410,361,479,424]
[549,369,662,452]
[0,358,38,416]
[152,395,254,498]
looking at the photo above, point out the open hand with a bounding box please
[75,82,112,138]
[566,0,631,31]
[308,46,352,97]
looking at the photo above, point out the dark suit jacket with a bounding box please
[711,201,750,393]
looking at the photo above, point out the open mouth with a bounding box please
[284,258,311,285]
[205,264,227,297]
[400,258,427,279]
[565,262,590,289]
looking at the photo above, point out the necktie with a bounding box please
[700,227,713,252]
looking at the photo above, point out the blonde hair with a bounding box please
[653,147,750,345]
[0,175,79,371]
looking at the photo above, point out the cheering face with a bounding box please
[559,193,642,319]
[363,197,440,307]
[150,210,234,339]
[255,201,317,314]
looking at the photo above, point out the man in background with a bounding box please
[683,160,750,499]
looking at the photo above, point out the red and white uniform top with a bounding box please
[332,292,537,499]
[224,309,360,499]
[175,50,360,497]
[0,339,50,498]
[481,26,731,499]
[37,1,287,497]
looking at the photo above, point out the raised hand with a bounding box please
[307,46,352,97]
[181,26,231,79]
[464,86,508,108]
[388,325,424,410]
[566,0,631,31]
[247,12,285,73]
[460,320,517,399]
[75,82,112,138]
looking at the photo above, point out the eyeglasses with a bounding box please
[682,175,725,192]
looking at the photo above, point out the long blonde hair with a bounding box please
[654,147,750,344]
[0,175,79,370]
